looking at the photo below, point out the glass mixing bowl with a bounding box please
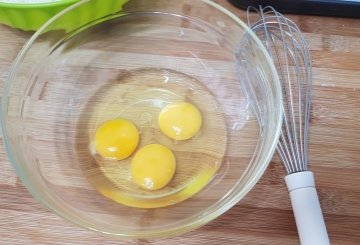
[1,0,282,240]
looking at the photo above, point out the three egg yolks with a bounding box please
[94,102,202,190]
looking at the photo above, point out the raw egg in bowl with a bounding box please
[1,0,282,240]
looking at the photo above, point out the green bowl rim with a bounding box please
[0,0,79,8]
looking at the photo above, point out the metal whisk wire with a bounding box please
[247,6,312,174]
[247,6,330,245]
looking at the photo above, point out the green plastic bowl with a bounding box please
[0,0,128,31]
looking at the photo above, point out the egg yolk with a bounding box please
[94,119,139,160]
[131,144,176,190]
[158,102,202,140]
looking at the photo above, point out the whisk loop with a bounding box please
[248,6,312,175]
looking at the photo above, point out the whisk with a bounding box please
[246,6,330,245]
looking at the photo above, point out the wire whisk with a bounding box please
[247,6,330,245]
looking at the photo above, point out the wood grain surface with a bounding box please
[0,0,359,244]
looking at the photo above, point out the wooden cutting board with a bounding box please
[0,0,359,244]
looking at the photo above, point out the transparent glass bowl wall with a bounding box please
[1,0,282,239]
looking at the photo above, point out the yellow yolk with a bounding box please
[158,102,202,140]
[94,119,139,160]
[131,144,176,190]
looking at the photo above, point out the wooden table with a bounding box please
[0,1,359,244]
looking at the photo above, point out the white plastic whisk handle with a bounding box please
[285,171,330,245]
